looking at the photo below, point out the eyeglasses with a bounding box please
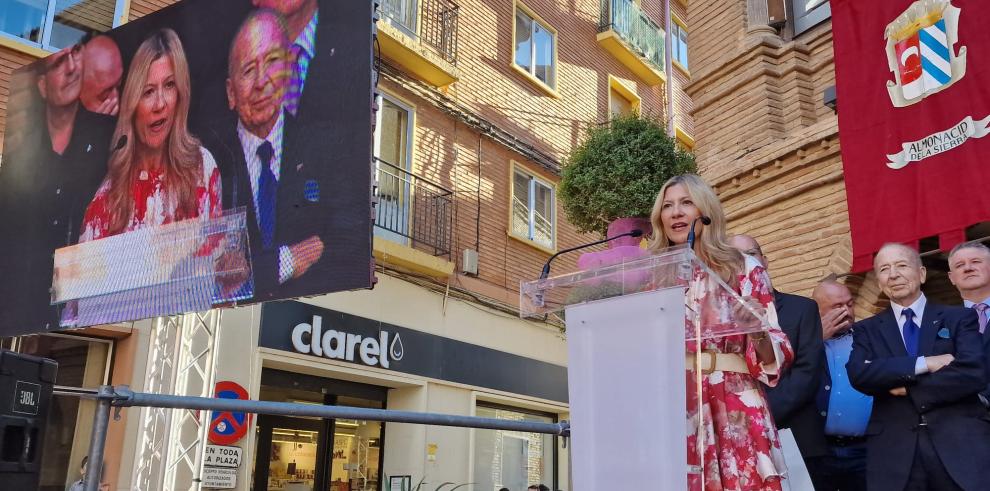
[42,43,82,74]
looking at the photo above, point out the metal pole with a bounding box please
[664,0,675,137]
[83,385,114,491]
[113,387,570,436]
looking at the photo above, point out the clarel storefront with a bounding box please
[203,275,571,491]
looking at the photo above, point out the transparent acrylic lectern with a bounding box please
[520,246,770,491]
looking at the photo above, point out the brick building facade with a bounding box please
[686,0,962,317]
[0,0,694,489]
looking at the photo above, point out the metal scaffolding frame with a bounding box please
[79,385,571,491]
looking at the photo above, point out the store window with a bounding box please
[511,165,555,250]
[514,3,557,90]
[793,0,831,35]
[473,404,557,491]
[253,369,386,491]
[4,334,111,491]
[0,0,124,51]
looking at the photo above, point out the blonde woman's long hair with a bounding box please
[104,28,202,235]
[647,174,744,284]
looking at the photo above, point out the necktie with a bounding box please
[257,141,277,249]
[976,303,989,334]
[285,43,309,116]
[902,308,920,357]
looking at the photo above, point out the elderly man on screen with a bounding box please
[947,240,990,408]
[846,243,990,490]
[207,9,325,299]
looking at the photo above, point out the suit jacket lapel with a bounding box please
[919,303,943,356]
[878,308,909,357]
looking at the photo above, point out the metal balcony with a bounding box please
[374,158,453,258]
[598,0,666,85]
[378,0,460,86]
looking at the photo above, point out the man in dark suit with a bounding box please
[947,240,990,407]
[205,9,326,300]
[847,242,990,490]
[0,42,114,335]
[730,235,829,484]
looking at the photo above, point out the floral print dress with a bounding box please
[686,255,794,491]
[79,147,221,241]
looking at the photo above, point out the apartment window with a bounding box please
[511,165,555,250]
[380,0,418,37]
[1,0,123,51]
[608,75,640,118]
[793,0,830,35]
[514,5,557,90]
[671,17,689,71]
[374,94,415,244]
[473,405,557,491]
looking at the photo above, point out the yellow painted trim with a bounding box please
[673,59,691,78]
[376,20,459,87]
[675,126,696,150]
[596,31,666,86]
[672,13,688,31]
[676,0,688,6]
[510,63,561,98]
[508,161,558,254]
[0,36,49,59]
[607,75,641,116]
[373,236,455,277]
[512,0,560,94]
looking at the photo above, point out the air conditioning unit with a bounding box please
[462,249,479,275]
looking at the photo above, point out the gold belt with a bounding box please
[685,351,749,374]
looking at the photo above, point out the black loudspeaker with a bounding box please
[0,349,57,489]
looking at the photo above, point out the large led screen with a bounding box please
[0,0,374,336]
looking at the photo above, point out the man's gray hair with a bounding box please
[948,241,990,262]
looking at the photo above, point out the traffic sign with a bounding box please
[208,381,251,445]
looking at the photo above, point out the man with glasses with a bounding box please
[0,41,115,332]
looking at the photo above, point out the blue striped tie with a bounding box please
[902,308,919,357]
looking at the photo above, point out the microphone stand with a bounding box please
[539,229,643,280]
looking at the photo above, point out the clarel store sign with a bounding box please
[259,301,570,403]
[289,315,403,368]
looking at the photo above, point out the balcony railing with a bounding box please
[374,158,454,258]
[380,0,460,65]
[598,0,665,71]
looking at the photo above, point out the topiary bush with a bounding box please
[558,113,696,236]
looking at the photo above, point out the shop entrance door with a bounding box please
[253,369,387,491]
[253,415,330,491]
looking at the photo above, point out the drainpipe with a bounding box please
[664,0,675,137]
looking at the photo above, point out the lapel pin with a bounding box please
[304,179,320,202]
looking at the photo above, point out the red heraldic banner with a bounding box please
[832,0,990,271]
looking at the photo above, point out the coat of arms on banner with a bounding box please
[885,0,967,107]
